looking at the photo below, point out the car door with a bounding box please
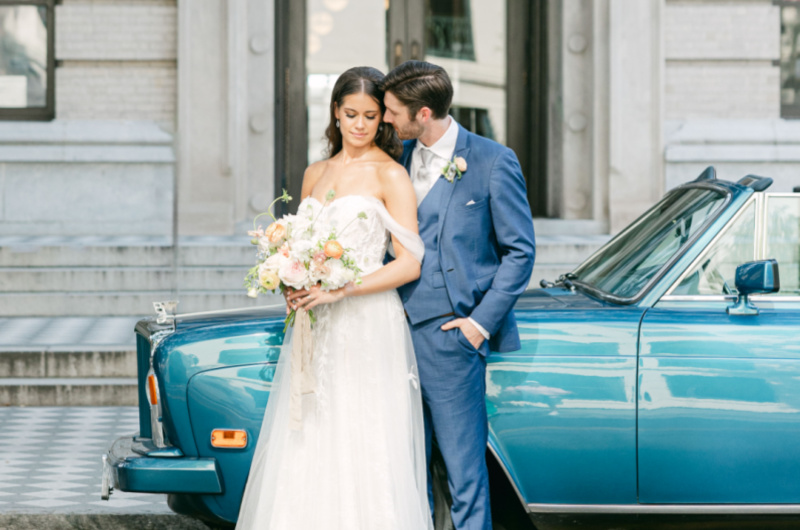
[638,192,800,504]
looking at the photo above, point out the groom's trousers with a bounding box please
[410,314,491,530]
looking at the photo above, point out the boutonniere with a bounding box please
[441,155,467,183]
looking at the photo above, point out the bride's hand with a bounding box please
[287,284,347,311]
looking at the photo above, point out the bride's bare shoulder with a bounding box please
[377,158,409,183]
[302,159,328,197]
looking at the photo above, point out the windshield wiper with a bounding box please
[540,272,579,291]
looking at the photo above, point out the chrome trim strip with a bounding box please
[527,503,800,515]
[175,302,285,320]
[758,193,767,259]
[665,195,757,297]
[487,444,527,511]
[660,295,800,303]
[660,295,735,302]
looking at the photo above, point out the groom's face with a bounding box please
[383,91,424,141]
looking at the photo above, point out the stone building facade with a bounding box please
[0,0,797,315]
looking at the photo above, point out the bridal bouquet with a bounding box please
[244,189,365,330]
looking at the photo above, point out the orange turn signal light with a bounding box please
[211,429,248,448]
[147,374,158,405]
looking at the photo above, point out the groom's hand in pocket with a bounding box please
[441,318,485,350]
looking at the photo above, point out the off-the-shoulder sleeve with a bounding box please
[374,202,424,263]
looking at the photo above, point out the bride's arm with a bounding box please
[290,163,420,310]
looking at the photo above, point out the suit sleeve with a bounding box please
[469,148,536,336]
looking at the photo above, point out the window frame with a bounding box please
[0,0,56,121]
[663,192,800,302]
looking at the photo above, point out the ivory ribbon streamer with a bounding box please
[289,309,316,430]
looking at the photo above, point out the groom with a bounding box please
[383,61,536,530]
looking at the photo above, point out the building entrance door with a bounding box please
[277,0,548,216]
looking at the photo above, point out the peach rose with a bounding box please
[265,222,287,244]
[324,240,344,259]
[455,156,468,173]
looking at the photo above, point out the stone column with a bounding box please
[607,0,664,232]
[177,0,275,236]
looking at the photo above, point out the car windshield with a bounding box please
[572,187,728,300]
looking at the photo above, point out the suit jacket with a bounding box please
[397,123,536,353]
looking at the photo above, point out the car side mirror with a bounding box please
[727,259,780,316]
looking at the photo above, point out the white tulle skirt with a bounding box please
[235,290,432,530]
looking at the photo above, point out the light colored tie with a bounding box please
[414,148,437,205]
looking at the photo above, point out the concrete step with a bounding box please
[0,235,608,267]
[0,349,136,378]
[0,291,283,317]
[0,240,255,267]
[530,263,581,285]
[0,378,138,406]
[0,266,250,292]
[534,235,609,264]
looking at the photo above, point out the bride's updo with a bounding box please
[325,66,403,160]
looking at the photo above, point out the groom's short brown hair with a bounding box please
[383,61,453,120]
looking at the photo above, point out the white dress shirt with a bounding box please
[410,117,459,205]
[410,118,490,341]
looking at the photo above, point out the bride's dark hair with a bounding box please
[325,66,403,160]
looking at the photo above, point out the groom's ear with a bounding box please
[417,106,432,123]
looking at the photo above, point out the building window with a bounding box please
[0,0,55,120]
[780,1,800,118]
[426,0,475,61]
[450,106,495,140]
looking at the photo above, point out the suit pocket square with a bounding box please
[466,200,476,206]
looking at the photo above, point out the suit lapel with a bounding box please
[437,124,471,242]
[401,140,416,174]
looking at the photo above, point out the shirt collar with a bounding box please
[414,117,459,161]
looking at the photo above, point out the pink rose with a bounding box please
[279,259,309,289]
[455,156,467,173]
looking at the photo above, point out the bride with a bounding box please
[235,66,433,530]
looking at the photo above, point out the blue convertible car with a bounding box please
[103,168,800,529]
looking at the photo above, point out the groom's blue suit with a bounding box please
[397,123,536,530]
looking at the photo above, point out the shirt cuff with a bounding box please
[468,317,490,340]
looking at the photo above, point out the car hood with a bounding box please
[515,287,612,312]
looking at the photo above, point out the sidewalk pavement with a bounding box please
[0,406,167,514]
[0,407,210,528]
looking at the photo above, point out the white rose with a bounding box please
[263,252,287,272]
[279,259,310,290]
[289,238,315,260]
[324,259,355,290]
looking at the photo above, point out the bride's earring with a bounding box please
[335,119,340,128]
[378,124,383,132]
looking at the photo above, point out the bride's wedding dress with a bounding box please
[236,195,432,530]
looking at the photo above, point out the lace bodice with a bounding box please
[300,196,391,275]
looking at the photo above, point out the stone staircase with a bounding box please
[0,235,281,317]
[0,317,139,406]
[0,229,608,318]
[0,223,610,406]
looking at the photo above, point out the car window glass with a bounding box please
[672,201,756,296]
[574,188,727,299]
[766,196,800,296]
